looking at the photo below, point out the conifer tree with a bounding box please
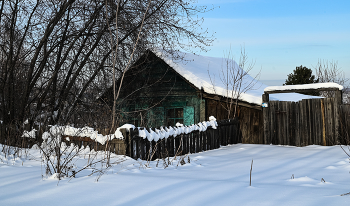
[284,65,319,95]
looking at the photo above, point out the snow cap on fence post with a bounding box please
[209,116,218,129]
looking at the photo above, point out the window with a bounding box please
[167,108,183,126]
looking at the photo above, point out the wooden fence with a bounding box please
[263,98,349,146]
[339,104,350,144]
[0,118,241,160]
[120,119,241,160]
[0,124,38,148]
[62,136,126,155]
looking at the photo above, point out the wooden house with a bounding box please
[101,50,309,143]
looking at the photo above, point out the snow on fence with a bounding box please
[58,118,241,159]
[120,118,241,160]
[4,117,240,159]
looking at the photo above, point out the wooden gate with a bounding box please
[262,84,344,146]
[265,98,339,146]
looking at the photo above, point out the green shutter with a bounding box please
[184,106,194,126]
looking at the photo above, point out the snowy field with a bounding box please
[1,143,350,206]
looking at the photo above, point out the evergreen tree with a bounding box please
[284,65,319,95]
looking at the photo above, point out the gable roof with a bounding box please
[153,50,315,105]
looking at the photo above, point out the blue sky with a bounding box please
[195,0,350,82]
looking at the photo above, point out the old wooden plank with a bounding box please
[193,132,198,153]
[317,99,322,145]
[228,121,233,144]
[293,101,298,146]
[121,128,130,157]
[299,100,304,146]
[312,99,317,145]
[145,138,151,160]
[324,98,331,145]
[316,99,321,145]
[207,129,211,150]
[197,131,201,152]
[320,99,326,146]
[216,126,220,147]
[286,101,291,146]
[161,138,166,158]
[325,98,333,145]
[277,101,283,145]
[174,136,181,156]
[269,101,276,144]
[191,132,195,153]
[307,99,313,145]
[313,99,319,145]
[212,128,216,148]
[283,101,288,145]
[262,93,270,144]
[139,138,145,159]
[186,133,190,154]
[135,136,140,159]
[182,133,188,154]
[334,91,341,144]
[221,125,226,146]
[169,136,174,157]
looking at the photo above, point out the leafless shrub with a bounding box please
[208,46,261,119]
[314,60,349,101]
[36,125,123,181]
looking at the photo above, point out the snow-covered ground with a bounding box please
[1,143,350,205]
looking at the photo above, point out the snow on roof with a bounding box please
[154,50,316,105]
[265,82,343,93]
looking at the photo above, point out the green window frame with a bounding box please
[166,108,184,126]
[166,106,194,126]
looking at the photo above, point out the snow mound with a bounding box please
[288,176,316,182]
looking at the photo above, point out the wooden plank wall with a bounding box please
[264,98,344,146]
[206,99,263,144]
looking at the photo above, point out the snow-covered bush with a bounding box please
[37,126,118,180]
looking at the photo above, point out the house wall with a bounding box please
[205,99,264,144]
[101,51,264,144]
[102,51,203,128]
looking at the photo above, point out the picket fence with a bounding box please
[120,119,240,160]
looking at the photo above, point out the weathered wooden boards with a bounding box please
[123,119,241,160]
[339,104,350,144]
[263,98,344,146]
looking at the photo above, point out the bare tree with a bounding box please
[0,0,214,140]
[209,47,260,119]
[314,59,349,102]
